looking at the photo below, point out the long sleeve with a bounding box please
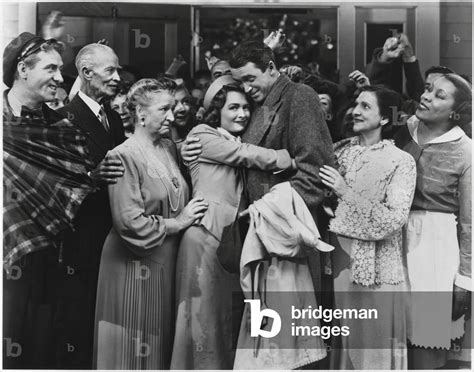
[455,162,472,290]
[365,48,394,87]
[288,86,334,211]
[108,150,173,256]
[194,125,292,170]
[330,152,417,241]
[403,59,424,102]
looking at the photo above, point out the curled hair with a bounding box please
[358,85,402,139]
[201,84,252,128]
[229,41,275,72]
[424,65,455,79]
[440,73,472,137]
[126,78,177,123]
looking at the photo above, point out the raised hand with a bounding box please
[379,36,404,63]
[348,70,370,89]
[264,30,286,50]
[398,33,416,63]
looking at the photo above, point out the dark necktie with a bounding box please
[98,105,110,133]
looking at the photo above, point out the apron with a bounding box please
[405,210,465,349]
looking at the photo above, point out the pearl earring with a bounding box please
[141,117,145,127]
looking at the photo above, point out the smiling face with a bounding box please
[211,60,232,81]
[173,88,193,127]
[219,91,251,134]
[416,76,457,125]
[352,91,384,134]
[21,50,64,103]
[88,50,121,100]
[141,91,176,139]
[231,62,276,103]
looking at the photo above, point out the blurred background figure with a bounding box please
[171,84,196,145]
[110,87,133,137]
[46,86,69,110]
[119,65,141,90]
[210,59,232,82]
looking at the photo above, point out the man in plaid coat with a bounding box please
[3,32,93,369]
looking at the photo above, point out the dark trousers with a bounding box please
[3,248,59,369]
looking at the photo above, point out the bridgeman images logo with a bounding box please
[245,299,282,338]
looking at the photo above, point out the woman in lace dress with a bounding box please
[319,85,417,369]
[93,78,208,369]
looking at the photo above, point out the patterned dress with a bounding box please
[328,137,416,370]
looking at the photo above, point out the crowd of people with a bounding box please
[2,11,472,371]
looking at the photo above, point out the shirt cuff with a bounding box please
[274,149,292,172]
[163,218,181,235]
[403,56,417,63]
[455,273,472,291]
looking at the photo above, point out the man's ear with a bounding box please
[81,66,94,81]
[17,61,28,80]
[268,61,277,75]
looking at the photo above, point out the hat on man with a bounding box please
[3,32,43,88]
[203,75,238,110]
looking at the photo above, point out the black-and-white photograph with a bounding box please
[2,0,472,370]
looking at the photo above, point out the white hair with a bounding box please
[75,43,116,77]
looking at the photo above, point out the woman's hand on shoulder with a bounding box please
[319,165,348,197]
[176,197,209,230]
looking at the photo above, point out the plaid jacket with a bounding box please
[3,91,95,270]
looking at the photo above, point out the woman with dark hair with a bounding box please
[395,73,472,369]
[319,85,417,369]
[171,75,295,369]
[93,78,209,369]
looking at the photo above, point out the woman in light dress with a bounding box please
[93,78,208,369]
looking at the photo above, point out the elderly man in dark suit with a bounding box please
[56,43,125,369]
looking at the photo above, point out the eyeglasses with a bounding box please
[17,38,59,62]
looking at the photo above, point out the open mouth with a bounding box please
[48,85,57,92]
[418,102,429,111]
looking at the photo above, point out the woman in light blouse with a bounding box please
[394,73,472,369]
